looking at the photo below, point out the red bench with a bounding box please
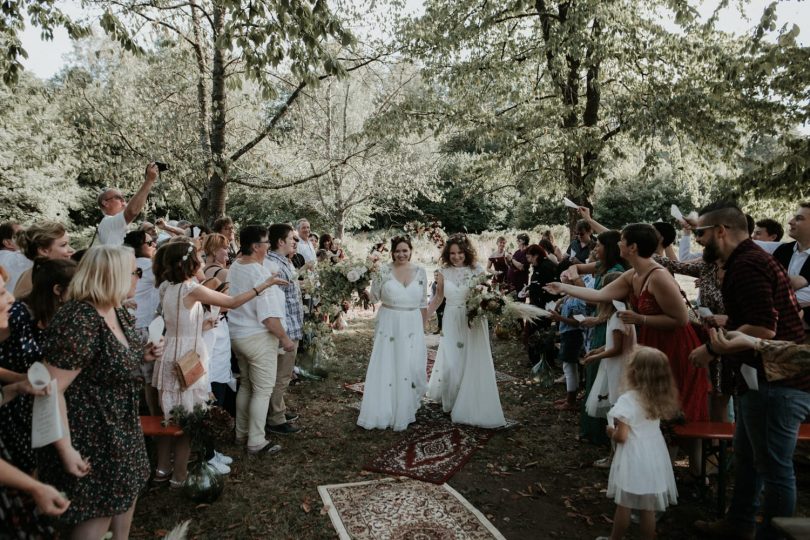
[674,422,810,515]
[140,415,183,437]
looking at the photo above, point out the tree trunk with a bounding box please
[202,3,228,224]
[190,0,213,210]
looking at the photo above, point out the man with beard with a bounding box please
[688,201,808,540]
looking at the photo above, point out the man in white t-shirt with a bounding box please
[96,162,160,246]
[295,219,317,268]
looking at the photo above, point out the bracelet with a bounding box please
[253,287,260,297]
[641,315,647,325]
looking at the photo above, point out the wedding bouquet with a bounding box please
[465,273,550,328]
[315,256,379,315]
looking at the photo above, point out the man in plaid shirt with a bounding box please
[265,223,305,434]
[690,202,808,540]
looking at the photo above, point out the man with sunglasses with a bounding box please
[689,202,807,540]
[96,162,160,246]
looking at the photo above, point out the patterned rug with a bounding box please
[318,478,506,540]
[362,423,494,484]
[495,371,518,383]
[344,348,437,395]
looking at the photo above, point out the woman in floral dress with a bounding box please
[39,245,163,538]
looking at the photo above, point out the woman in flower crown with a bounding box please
[357,235,429,431]
[426,234,506,428]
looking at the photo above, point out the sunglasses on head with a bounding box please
[132,268,143,279]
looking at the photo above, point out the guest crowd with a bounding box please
[0,161,808,540]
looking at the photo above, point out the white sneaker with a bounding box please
[212,450,233,465]
[207,458,231,475]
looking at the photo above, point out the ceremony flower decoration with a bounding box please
[465,273,550,328]
[404,219,446,249]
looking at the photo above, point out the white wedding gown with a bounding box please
[427,265,505,428]
[357,264,428,431]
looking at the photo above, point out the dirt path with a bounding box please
[132,313,809,539]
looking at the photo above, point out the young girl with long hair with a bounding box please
[599,346,680,540]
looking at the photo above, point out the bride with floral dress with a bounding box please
[357,236,428,431]
[427,235,505,428]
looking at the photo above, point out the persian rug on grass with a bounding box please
[318,478,506,540]
[362,423,494,484]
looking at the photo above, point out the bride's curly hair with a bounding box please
[623,346,681,421]
[440,234,477,268]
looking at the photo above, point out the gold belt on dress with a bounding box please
[381,304,419,312]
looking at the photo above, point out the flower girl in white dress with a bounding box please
[427,235,505,428]
[599,346,679,540]
[357,236,428,431]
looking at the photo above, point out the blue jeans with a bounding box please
[727,378,810,539]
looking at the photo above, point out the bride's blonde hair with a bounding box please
[623,346,681,421]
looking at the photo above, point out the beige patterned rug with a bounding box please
[318,478,506,539]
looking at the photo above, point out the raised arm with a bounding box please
[653,254,703,278]
[189,276,286,310]
[124,163,159,224]
[545,268,633,303]
[577,206,608,234]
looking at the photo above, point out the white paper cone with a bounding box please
[670,204,683,221]
[27,362,50,391]
[147,316,165,346]
[563,197,579,209]
[612,300,627,312]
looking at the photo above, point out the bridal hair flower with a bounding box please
[182,244,194,261]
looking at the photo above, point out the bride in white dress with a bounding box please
[357,236,429,431]
[427,235,505,428]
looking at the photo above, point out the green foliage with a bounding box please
[0,0,91,85]
[593,173,699,230]
[0,73,85,222]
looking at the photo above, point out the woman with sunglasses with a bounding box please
[124,230,162,417]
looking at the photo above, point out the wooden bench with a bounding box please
[674,422,810,515]
[140,415,183,437]
[772,517,810,540]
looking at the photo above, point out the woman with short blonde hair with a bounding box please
[68,245,134,308]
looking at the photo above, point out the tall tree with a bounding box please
[284,63,439,238]
[85,0,358,223]
[395,0,806,227]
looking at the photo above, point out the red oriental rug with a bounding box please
[362,423,494,484]
[318,478,506,539]
[344,348,437,395]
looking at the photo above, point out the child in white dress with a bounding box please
[599,346,679,540]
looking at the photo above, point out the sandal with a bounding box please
[169,477,186,489]
[152,468,173,485]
